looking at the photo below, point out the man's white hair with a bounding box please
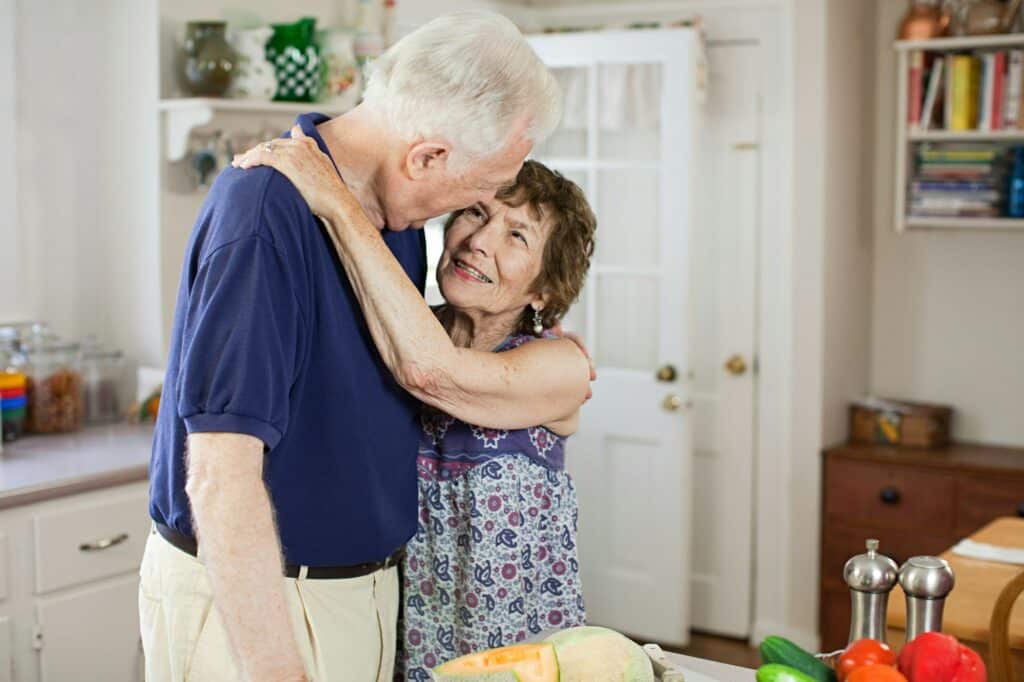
[362,10,561,166]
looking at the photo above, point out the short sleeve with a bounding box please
[177,235,305,451]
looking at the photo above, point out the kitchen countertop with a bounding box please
[0,427,760,681]
[0,423,153,509]
[667,651,755,681]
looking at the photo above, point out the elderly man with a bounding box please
[140,11,560,682]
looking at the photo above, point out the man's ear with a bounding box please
[405,140,451,179]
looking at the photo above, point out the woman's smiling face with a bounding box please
[436,198,551,320]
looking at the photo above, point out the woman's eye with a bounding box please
[468,206,486,221]
[511,231,528,245]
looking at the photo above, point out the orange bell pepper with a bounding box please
[847,665,908,682]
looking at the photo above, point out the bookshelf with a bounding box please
[894,33,1024,233]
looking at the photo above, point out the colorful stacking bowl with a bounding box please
[0,372,27,442]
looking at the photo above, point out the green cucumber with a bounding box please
[759,636,836,682]
[756,664,822,682]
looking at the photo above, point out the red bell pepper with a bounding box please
[897,632,986,682]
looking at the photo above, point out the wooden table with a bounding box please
[888,517,1024,670]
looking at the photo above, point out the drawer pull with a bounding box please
[79,533,129,552]
[879,487,901,505]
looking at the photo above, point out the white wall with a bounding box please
[767,0,875,650]
[0,0,24,322]
[14,0,161,368]
[871,0,1024,447]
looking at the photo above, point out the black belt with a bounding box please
[155,522,404,580]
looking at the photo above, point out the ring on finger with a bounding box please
[262,142,274,153]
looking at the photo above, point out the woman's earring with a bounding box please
[533,308,544,335]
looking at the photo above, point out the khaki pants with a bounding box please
[139,528,398,682]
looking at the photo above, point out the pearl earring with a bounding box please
[532,308,544,335]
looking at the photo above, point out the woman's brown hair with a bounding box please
[446,160,597,335]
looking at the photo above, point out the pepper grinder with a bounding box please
[899,555,956,641]
[843,539,899,644]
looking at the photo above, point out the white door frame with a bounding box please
[517,0,804,648]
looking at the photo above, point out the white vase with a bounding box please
[317,28,362,108]
[228,27,277,100]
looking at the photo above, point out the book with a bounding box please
[912,180,998,192]
[909,50,924,126]
[993,51,1006,130]
[921,58,944,130]
[1004,50,1023,128]
[911,190,1002,203]
[951,55,979,130]
[919,149,997,162]
[978,53,994,131]
[944,54,955,129]
[918,164,993,178]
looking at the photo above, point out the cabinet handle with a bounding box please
[879,487,901,505]
[79,532,129,552]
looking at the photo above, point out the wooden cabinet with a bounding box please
[820,442,1024,652]
[0,482,148,682]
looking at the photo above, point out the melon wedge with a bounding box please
[432,642,560,682]
[544,626,654,682]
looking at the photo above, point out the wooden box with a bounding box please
[849,399,953,448]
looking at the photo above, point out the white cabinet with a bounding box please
[35,576,143,682]
[0,482,148,682]
[0,617,11,682]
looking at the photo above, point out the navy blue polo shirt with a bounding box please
[149,113,426,566]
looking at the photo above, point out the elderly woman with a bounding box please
[235,128,597,678]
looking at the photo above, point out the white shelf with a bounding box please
[894,33,1024,52]
[904,216,1024,230]
[909,129,1024,141]
[158,97,352,162]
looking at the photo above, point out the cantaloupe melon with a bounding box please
[432,642,560,682]
[544,626,655,682]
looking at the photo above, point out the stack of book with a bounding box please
[909,145,1006,217]
[909,49,1024,131]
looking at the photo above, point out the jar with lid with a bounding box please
[24,341,83,433]
[81,344,125,423]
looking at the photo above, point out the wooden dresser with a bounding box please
[820,442,1024,652]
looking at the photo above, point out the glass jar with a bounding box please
[24,342,83,434]
[82,346,125,423]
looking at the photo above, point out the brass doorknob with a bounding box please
[656,364,677,382]
[662,394,683,411]
[724,354,748,376]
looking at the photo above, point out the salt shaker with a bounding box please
[844,539,899,644]
[899,556,955,642]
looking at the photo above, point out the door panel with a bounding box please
[688,41,761,637]
[530,29,701,645]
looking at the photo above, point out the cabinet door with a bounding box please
[36,575,141,682]
[0,617,10,682]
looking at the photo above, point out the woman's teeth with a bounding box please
[455,260,492,283]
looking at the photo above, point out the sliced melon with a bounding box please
[544,626,654,682]
[432,642,560,682]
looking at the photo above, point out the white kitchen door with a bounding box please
[688,39,761,638]
[529,29,703,647]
